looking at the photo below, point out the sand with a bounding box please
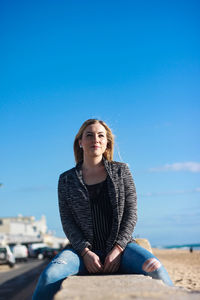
[153,248,200,291]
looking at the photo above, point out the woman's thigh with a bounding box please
[119,242,158,274]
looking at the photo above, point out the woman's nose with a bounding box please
[93,134,99,142]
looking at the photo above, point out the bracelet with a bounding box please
[82,249,90,257]
[115,244,123,253]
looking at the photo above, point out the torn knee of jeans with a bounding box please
[51,258,67,264]
[142,258,161,273]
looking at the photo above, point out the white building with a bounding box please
[0,215,47,237]
[0,215,68,247]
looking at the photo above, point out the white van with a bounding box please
[12,244,28,261]
[0,245,15,267]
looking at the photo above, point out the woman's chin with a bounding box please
[88,151,103,158]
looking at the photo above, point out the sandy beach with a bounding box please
[153,248,200,291]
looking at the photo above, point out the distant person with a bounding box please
[33,119,173,300]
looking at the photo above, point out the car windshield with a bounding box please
[0,248,7,254]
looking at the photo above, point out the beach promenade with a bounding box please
[0,248,199,299]
[55,248,200,300]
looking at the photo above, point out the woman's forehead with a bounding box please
[84,123,106,133]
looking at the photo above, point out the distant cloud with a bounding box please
[140,187,200,197]
[149,162,200,173]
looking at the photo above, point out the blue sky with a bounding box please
[1,0,200,247]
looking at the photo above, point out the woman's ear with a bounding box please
[79,140,82,148]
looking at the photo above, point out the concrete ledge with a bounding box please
[54,275,200,300]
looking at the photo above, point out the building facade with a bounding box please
[0,215,68,248]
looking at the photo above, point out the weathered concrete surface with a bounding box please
[54,275,200,300]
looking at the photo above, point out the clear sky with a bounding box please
[1,0,200,247]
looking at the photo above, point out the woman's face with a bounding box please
[79,122,108,159]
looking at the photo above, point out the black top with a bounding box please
[86,177,113,251]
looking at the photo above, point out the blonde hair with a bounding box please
[74,119,114,163]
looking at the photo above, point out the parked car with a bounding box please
[12,244,28,262]
[30,246,60,260]
[43,247,60,259]
[33,247,47,259]
[28,243,47,258]
[0,245,15,267]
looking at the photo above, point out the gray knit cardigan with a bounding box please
[58,158,137,255]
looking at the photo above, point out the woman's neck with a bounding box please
[81,155,107,185]
[82,156,104,171]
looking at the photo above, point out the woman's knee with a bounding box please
[142,257,161,273]
[39,265,59,286]
[142,257,173,286]
[32,266,64,300]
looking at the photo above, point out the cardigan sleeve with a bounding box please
[115,164,137,249]
[58,174,92,255]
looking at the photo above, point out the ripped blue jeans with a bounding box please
[32,242,173,300]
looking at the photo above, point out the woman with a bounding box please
[33,119,173,300]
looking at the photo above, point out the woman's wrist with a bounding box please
[115,244,124,253]
[81,248,90,257]
[82,250,90,257]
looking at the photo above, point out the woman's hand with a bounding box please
[82,249,103,274]
[103,244,123,273]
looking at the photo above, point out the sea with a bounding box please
[154,243,200,250]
